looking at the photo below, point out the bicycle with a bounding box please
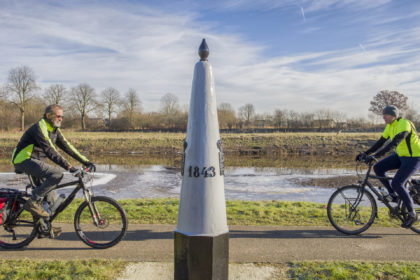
[327,157,420,235]
[0,168,128,249]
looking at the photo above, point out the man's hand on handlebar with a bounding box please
[355,152,367,162]
[355,152,377,164]
[84,162,96,172]
[69,166,82,176]
[365,155,377,164]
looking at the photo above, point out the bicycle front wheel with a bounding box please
[74,196,128,249]
[0,205,37,249]
[327,185,377,235]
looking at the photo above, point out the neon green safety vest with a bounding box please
[382,118,420,157]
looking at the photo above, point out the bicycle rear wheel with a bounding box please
[74,196,127,249]
[327,185,377,235]
[0,201,37,249]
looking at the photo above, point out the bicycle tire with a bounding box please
[327,185,377,235]
[0,199,37,249]
[74,196,128,249]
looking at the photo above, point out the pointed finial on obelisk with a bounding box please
[198,38,209,61]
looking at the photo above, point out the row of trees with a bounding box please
[1,66,188,131]
[1,66,418,131]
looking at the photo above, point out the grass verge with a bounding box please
[0,259,127,280]
[56,198,401,227]
[1,260,418,280]
[286,261,420,280]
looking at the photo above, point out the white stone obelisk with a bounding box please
[174,39,229,280]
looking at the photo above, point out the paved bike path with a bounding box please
[1,224,420,262]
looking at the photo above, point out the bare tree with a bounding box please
[218,103,236,129]
[273,109,286,129]
[404,107,420,126]
[43,84,67,105]
[0,86,7,98]
[238,104,255,127]
[369,90,408,115]
[160,93,180,116]
[101,87,120,127]
[287,110,300,129]
[315,109,333,129]
[5,66,39,131]
[160,93,182,129]
[69,84,96,130]
[300,112,315,128]
[123,88,142,128]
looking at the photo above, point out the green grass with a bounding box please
[287,261,420,280]
[0,259,127,280]
[0,260,418,280]
[53,198,402,227]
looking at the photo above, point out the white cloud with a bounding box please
[0,0,419,118]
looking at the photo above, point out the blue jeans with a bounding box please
[373,153,420,213]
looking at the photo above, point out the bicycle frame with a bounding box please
[46,172,100,226]
[356,162,405,222]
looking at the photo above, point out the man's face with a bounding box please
[383,114,396,124]
[48,109,64,128]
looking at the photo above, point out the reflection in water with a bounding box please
[0,165,354,203]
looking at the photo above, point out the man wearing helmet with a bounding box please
[356,105,419,228]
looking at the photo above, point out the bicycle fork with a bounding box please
[345,190,365,225]
[83,188,102,227]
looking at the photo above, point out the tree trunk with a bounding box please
[81,114,86,130]
[20,111,25,131]
[129,112,133,129]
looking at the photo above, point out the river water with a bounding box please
[0,157,357,203]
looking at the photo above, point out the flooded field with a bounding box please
[0,155,363,202]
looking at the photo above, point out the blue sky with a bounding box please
[1,0,419,117]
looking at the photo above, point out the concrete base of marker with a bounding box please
[174,231,229,280]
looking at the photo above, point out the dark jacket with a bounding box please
[12,118,89,170]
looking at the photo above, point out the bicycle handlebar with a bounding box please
[356,155,378,165]
[71,168,94,178]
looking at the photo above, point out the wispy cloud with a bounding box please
[300,6,306,23]
[213,0,391,12]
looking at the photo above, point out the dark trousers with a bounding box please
[14,159,63,203]
[373,153,420,213]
